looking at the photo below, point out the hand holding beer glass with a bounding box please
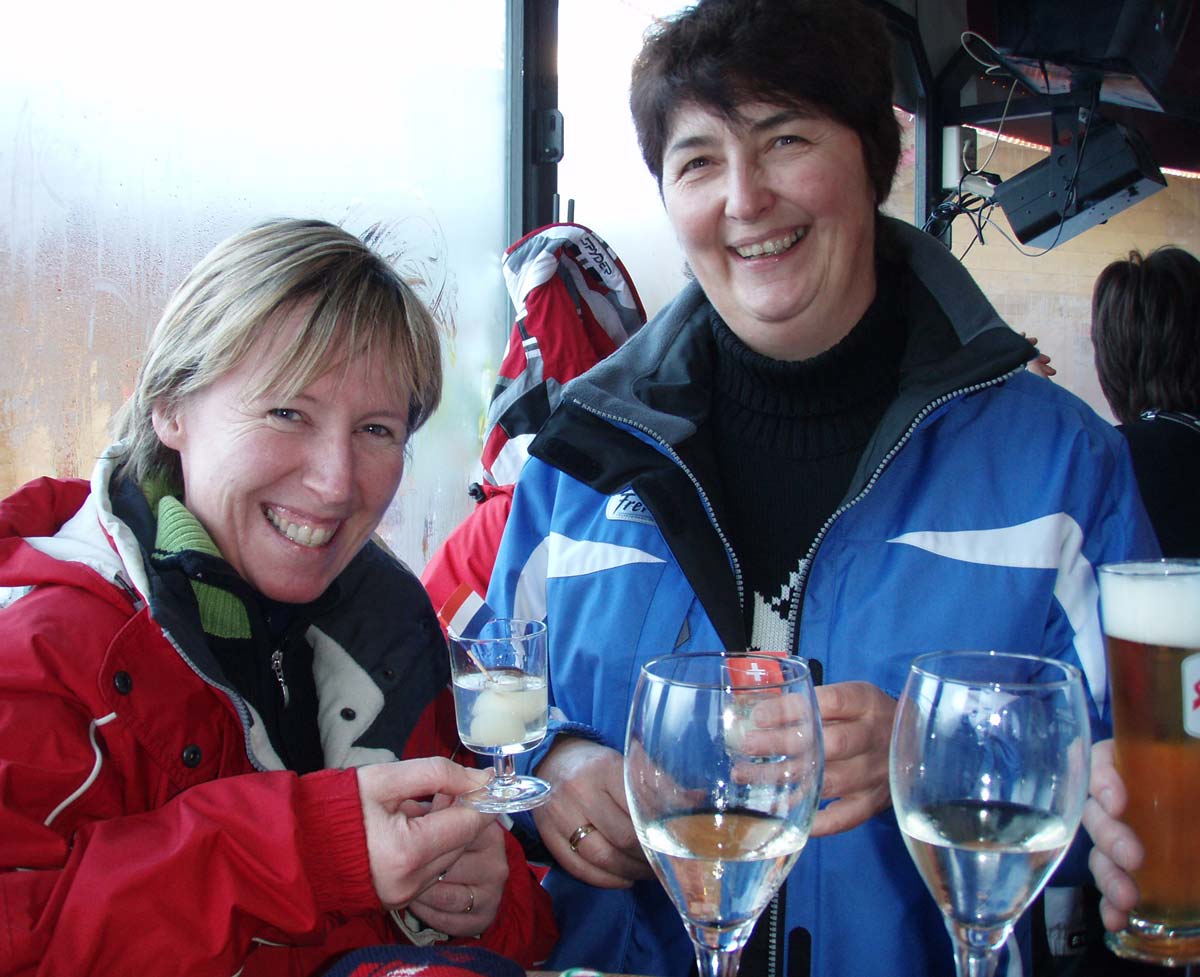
[1097,559,1200,966]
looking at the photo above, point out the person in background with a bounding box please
[482,2,1159,976]
[1092,245,1200,556]
[1024,333,1057,379]
[0,219,554,977]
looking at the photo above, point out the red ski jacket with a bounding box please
[0,455,556,976]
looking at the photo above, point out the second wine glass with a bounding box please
[625,651,823,977]
[889,650,1091,977]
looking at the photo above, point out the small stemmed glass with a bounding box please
[448,618,553,813]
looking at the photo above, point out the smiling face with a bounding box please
[152,307,411,604]
[661,101,879,361]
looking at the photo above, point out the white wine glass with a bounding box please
[889,650,1091,977]
[448,618,553,813]
[625,651,823,977]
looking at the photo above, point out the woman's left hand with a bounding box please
[811,681,897,837]
[1022,333,1057,378]
[408,805,510,936]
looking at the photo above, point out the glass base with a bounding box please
[1106,917,1200,967]
[460,774,553,814]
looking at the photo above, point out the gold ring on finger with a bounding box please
[568,823,597,853]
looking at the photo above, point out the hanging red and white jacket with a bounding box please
[423,222,645,613]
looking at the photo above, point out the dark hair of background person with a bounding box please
[629,0,902,205]
[1091,246,1200,426]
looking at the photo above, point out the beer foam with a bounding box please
[1099,563,1200,647]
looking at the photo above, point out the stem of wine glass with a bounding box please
[951,935,1001,977]
[491,752,517,788]
[685,920,754,977]
[693,945,743,977]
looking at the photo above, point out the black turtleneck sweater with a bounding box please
[708,285,906,651]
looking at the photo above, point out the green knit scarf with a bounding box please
[151,492,252,641]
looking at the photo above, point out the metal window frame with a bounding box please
[509,1,947,240]
[507,0,562,244]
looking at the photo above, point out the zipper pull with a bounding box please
[270,649,290,708]
[113,573,146,611]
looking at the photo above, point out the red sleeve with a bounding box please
[0,478,89,539]
[0,757,379,976]
[1,546,550,975]
[0,589,377,976]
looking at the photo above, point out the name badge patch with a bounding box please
[606,488,656,526]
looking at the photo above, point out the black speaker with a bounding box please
[993,118,1167,248]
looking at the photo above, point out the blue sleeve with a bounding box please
[1049,412,1158,887]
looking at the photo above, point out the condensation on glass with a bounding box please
[0,3,509,572]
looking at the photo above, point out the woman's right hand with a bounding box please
[533,737,654,888]
[1081,739,1144,931]
[357,758,496,911]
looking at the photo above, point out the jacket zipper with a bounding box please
[766,892,780,976]
[270,649,291,707]
[575,368,1018,977]
[157,626,268,771]
[112,572,146,611]
[571,400,746,608]
[786,368,1022,651]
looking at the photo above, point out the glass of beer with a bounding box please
[1098,558,1200,966]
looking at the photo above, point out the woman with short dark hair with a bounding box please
[483,2,1158,975]
[1083,248,1198,977]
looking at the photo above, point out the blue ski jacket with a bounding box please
[486,218,1159,977]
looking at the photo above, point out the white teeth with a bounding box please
[265,508,334,548]
[735,229,804,258]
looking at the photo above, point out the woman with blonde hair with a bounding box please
[0,218,554,976]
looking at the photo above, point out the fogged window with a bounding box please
[0,3,509,572]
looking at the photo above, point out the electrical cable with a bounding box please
[965,79,1019,177]
[977,211,1054,258]
[959,30,1006,74]
[930,35,1025,258]
[940,31,1100,261]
